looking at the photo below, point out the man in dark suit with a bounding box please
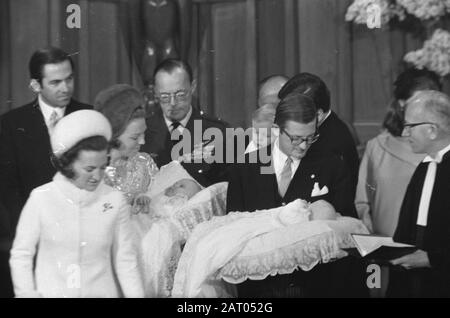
[227,93,364,298]
[142,58,229,187]
[0,47,91,297]
[278,73,360,197]
[388,90,450,297]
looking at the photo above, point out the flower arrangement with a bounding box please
[404,28,450,76]
[396,0,450,20]
[346,0,450,76]
[345,0,405,27]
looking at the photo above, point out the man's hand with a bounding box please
[390,249,431,269]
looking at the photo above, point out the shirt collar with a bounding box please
[163,106,193,131]
[272,138,301,176]
[38,95,66,124]
[423,142,450,163]
[319,110,332,126]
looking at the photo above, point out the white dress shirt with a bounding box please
[38,95,66,129]
[272,138,300,185]
[163,106,192,133]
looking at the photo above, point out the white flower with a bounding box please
[404,29,450,76]
[397,0,447,20]
[345,0,405,27]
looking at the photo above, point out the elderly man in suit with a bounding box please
[142,58,229,187]
[0,47,91,297]
[388,90,450,297]
[279,73,360,197]
[227,93,361,297]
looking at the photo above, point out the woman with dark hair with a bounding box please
[94,84,159,216]
[356,68,442,236]
[9,110,144,298]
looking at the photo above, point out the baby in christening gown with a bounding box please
[171,199,339,298]
[142,178,219,297]
[149,179,202,219]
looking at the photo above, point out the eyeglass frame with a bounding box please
[156,89,191,104]
[402,121,439,136]
[280,126,320,146]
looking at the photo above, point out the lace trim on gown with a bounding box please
[218,216,370,284]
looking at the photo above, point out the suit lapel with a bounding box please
[284,152,318,200]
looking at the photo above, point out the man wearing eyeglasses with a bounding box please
[387,90,450,297]
[227,93,359,297]
[278,72,360,198]
[141,58,229,186]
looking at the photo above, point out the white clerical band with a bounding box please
[416,160,438,226]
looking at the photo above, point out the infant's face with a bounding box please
[165,179,201,199]
[309,200,337,221]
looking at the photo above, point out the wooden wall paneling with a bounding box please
[87,0,119,103]
[256,0,286,80]
[78,0,91,104]
[196,2,215,116]
[297,0,339,118]
[9,0,49,109]
[283,0,298,77]
[48,0,62,48]
[211,0,254,128]
[390,27,407,79]
[352,27,392,144]
[336,0,353,123]
[0,0,11,115]
[115,1,134,86]
[244,0,257,127]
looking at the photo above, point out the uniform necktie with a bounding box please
[278,157,293,197]
[171,121,181,132]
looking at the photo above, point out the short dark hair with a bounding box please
[278,72,331,112]
[383,68,442,136]
[29,47,74,83]
[275,94,317,128]
[52,136,109,179]
[153,58,193,83]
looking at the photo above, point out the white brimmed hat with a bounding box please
[50,110,112,157]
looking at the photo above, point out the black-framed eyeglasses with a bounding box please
[403,121,437,130]
[157,90,190,104]
[280,127,319,146]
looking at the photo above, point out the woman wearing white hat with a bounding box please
[9,110,144,298]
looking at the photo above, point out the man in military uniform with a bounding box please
[142,58,229,186]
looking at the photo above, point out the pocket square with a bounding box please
[311,182,329,197]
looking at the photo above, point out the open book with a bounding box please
[351,234,417,262]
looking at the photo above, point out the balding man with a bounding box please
[388,90,450,297]
[257,75,288,107]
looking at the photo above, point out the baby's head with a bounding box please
[164,178,202,200]
[309,200,337,221]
